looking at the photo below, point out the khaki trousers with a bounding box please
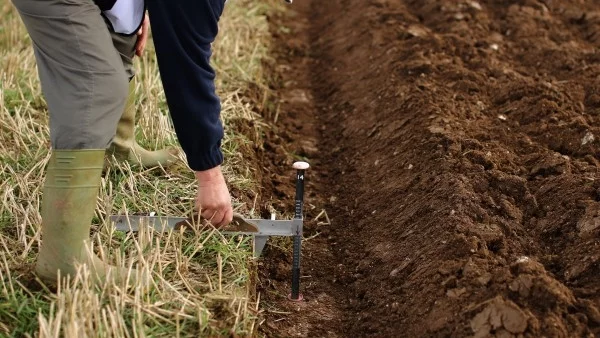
[12,0,137,149]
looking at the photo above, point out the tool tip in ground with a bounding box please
[288,293,304,302]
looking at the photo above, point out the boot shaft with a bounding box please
[40,150,105,257]
[113,81,137,142]
[36,149,136,285]
[45,149,106,188]
[108,80,179,167]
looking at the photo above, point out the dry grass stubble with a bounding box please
[0,0,280,336]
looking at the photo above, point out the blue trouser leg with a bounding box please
[146,0,227,171]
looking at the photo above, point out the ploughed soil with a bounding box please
[256,0,600,337]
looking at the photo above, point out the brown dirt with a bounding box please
[257,0,600,337]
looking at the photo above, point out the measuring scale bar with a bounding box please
[109,214,302,256]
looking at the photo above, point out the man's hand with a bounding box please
[135,13,150,57]
[195,166,233,227]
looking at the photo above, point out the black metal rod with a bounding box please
[294,170,305,219]
[290,165,306,300]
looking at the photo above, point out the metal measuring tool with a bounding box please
[109,161,309,301]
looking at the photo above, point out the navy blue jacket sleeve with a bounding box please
[146,0,226,171]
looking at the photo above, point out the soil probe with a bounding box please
[109,161,310,301]
[290,161,309,301]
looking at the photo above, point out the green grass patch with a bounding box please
[0,0,282,336]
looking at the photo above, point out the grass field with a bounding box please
[0,0,279,336]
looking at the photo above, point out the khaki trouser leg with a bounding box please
[11,0,137,287]
[12,0,129,149]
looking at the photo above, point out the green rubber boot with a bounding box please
[108,81,179,168]
[35,150,135,287]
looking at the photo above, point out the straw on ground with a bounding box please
[0,0,280,336]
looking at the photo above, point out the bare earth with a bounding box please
[258,1,600,337]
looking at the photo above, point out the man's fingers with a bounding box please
[135,13,149,56]
[135,42,145,57]
[214,207,233,228]
[135,33,147,56]
[201,209,216,222]
[211,210,226,228]
[199,207,232,228]
[223,208,233,226]
[200,208,225,227]
[201,208,233,228]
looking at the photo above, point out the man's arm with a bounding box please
[146,0,232,226]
